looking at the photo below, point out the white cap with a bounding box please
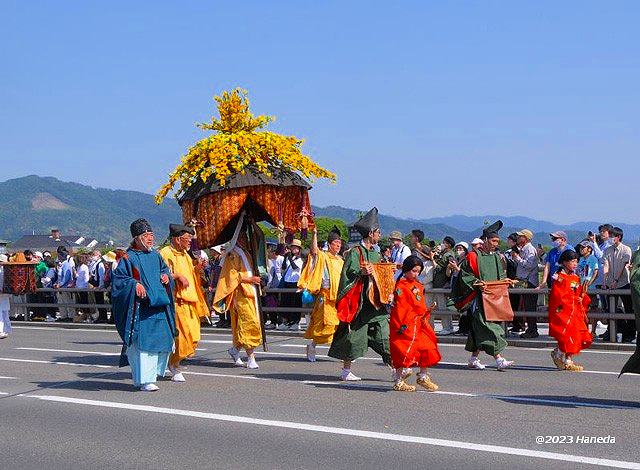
[471,238,484,245]
[34,251,43,259]
[0,254,8,263]
[455,242,469,251]
[199,250,209,261]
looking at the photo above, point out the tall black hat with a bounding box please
[169,223,195,238]
[482,220,503,239]
[353,207,380,238]
[327,225,342,243]
[130,218,153,238]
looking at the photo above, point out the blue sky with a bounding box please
[1,1,638,223]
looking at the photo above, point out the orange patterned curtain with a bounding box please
[180,185,312,248]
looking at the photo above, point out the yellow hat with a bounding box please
[516,229,534,241]
[102,251,117,263]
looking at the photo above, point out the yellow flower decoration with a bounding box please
[155,88,336,204]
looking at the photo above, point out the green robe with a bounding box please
[328,244,391,364]
[451,248,508,356]
[620,249,640,376]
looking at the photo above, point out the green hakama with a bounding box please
[451,249,508,356]
[328,244,391,365]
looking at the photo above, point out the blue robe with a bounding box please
[112,248,177,368]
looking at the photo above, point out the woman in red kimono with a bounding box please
[390,255,442,392]
[548,249,592,371]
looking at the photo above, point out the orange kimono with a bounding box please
[159,246,209,366]
[390,278,441,369]
[548,271,592,355]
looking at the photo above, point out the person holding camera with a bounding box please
[510,229,540,338]
[433,236,456,335]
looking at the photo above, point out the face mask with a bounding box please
[553,240,562,248]
[440,243,447,251]
[456,249,465,257]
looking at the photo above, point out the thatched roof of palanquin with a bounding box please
[177,165,311,205]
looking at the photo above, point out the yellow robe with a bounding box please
[159,245,208,365]
[213,247,263,350]
[297,250,343,344]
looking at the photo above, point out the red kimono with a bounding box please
[390,278,441,369]
[548,271,593,355]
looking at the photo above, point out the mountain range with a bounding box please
[1,175,638,247]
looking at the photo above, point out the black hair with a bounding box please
[558,249,579,265]
[443,236,455,248]
[598,223,614,233]
[610,226,623,240]
[402,255,424,274]
[411,229,424,242]
[507,233,518,243]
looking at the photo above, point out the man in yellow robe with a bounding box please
[213,231,263,369]
[159,224,209,382]
[298,226,343,362]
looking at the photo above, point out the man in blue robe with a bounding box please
[112,218,177,392]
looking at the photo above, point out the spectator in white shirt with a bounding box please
[74,254,91,322]
[278,239,304,331]
[601,227,635,342]
[389,231,412,280]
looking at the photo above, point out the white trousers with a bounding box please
[0,295,11,334]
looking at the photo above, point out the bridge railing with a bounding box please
[7,286,635,341]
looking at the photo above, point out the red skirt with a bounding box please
[390,318,441,369]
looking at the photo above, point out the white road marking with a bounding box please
[10,326,119,333]
[437,361,624,376]
[0,391,8,395]
[0,357,113,369]
[16,394,640,469]
[9,346,635,376]
[1,352,633,409]
[184,371,261,380]
[8,326,635,355]
[16,347,120,356]
[301,381,639,409]
[0,376,18,380]
[437,342,635,356]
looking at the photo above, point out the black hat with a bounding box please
[327,226,342,243]
[169,223,195,238]
[353,207,380,238]
[402,255,424,274]
[130,218,153,238]
[482,220,503,239]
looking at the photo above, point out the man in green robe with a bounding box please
[620,248,640,376]
[450,220,515,371]
[328,207,392,381]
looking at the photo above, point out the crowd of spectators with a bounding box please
[0,222,636,343]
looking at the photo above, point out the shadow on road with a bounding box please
[491,394,640,410]
[31,379,137,393]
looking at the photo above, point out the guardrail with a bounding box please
[7,286,635,340]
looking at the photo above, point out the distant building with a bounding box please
[9,229,101,255]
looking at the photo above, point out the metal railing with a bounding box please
[6,286,635,340]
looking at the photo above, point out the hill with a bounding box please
[1,176,637,248]
[0,175,182,243]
